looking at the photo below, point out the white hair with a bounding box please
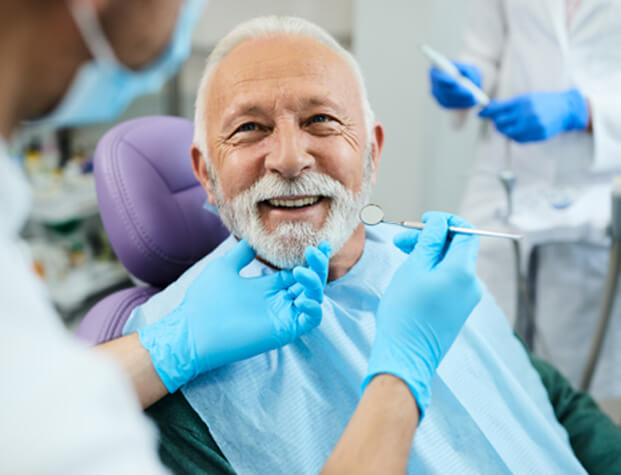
[192,15,375,158]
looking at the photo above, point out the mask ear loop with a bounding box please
[67,0,120,66]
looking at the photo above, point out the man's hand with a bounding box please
[478,89,589,142]
[429,61,483,109]
[138,239,331,393]
[363,212,482,418]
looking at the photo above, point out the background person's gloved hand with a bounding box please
[429,61,483,108]
[478,88,589,143]
[139,239,331,393]
[363,212,482,418]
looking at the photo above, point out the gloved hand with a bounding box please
[139,239,331,393]
[429,61,483,108]
[478,88,589,143]
[363,212,482,418]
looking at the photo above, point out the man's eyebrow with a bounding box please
[221,96,347,129]
[299,96,346,113]
[221,103,267,129]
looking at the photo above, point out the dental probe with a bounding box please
[395,220,522,240]
[359,204,522,241]
[420,43,491,106]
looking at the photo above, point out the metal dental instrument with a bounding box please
[360,204,523,241]
[580,176,621,391]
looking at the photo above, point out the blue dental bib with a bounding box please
[126,224,585,474]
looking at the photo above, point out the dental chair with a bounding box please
[77,116,229,344]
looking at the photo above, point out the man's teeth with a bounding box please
[268,196,320,208]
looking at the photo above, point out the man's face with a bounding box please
[196,35,381,268]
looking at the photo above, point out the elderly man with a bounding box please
[104,16,621,474]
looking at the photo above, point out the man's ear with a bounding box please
[190,144,216,205]
[370,122,385,185]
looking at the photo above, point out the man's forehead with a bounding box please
[216,34,348,78]
[206,34,360,114]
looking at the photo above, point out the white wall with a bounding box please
[192,0,353,48]
[354,0,479,220]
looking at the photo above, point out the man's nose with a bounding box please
[265,124,314,179]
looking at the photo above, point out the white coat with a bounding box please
[458,0,621,399]
[0,140,167,474]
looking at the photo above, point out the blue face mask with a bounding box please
[29,0,205,128]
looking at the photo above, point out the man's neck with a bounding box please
[327,224,366,282]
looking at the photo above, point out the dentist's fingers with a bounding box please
[225,239,257,272]
[408,212,450,270]
[318,241,332,258]
[393,229,421,254]
[438,214,479,277]
[295,297,323,334]
[293,266,324,302]
[305,244,330,285]
[257,268,295,290]
[287,282,305,299]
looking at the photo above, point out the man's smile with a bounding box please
[265,195,322,208]
[258,195,330,228]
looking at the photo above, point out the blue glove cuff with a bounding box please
[361,370,431,420]
[138,307,197,393]
[362,341,434,420]
[565,88,589,131]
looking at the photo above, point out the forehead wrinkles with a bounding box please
[206,35,363,123]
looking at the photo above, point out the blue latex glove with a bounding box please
[429,61,483,108]
[478,88,589,143]
[139,239,331,393]
[363,212,482,418]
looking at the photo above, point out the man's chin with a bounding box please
[246,222,318,270]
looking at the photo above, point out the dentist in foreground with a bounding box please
[1,1,209,472]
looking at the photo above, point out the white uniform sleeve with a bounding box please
[460,0,507,96]
[0,235,168,475]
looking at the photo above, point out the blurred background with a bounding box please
[11,0,475,324]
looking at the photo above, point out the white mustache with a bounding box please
[243,172,348,204]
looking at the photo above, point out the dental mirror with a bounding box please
[359,203,385,226]
[359,203,523,241]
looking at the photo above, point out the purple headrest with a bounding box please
[77,286,159,344]
[94,116,229,287]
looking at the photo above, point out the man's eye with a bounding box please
[236,122,259,133]
[309,114,331,124]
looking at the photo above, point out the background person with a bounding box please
[429,0,621,397]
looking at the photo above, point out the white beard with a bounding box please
[209,149,374,269]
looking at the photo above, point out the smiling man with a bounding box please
[192,31,379,280]
[112,16,621,475]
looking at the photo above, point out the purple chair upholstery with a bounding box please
[78,287,159,344]
[77,116,230,344]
